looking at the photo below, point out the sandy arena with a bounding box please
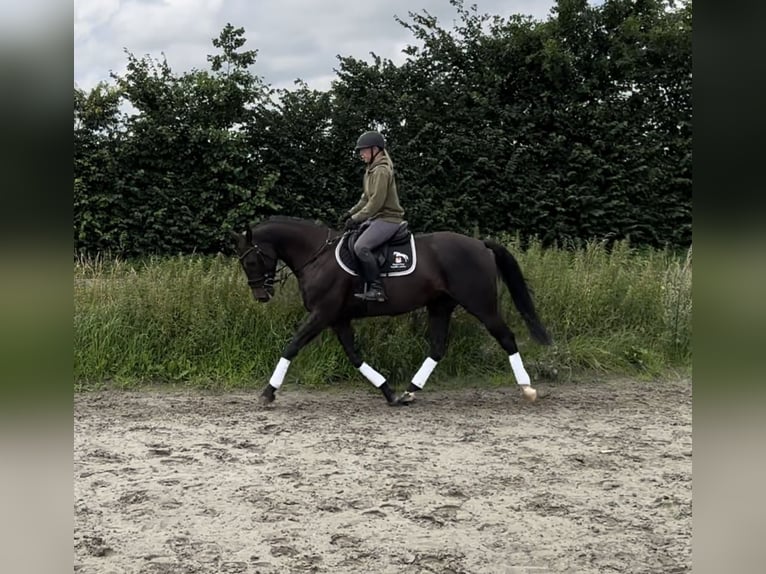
[74,377,691,573]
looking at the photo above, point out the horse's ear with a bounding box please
[229,230,251,251]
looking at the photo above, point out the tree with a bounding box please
[74,3,691,256]
[75,24,276,256]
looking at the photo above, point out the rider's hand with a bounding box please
[343,217,357,231]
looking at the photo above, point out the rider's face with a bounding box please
[359,147,374,163]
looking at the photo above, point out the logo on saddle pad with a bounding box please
[391,251,409,269]
[335,235,417,277]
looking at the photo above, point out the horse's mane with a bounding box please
[268,216,320,225]
[250,216,327,229]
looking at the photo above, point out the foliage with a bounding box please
[74,239,691,389]
[74,1,691,256]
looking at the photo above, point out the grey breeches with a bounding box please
[353,219,402,255]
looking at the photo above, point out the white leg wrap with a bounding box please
[411,357,438,389]
[359,362,386,388]
[509,352,531,386]
[269,357,291,389]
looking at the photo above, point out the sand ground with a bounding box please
[74,377,691,573]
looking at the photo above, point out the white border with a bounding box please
[334,235,417,277]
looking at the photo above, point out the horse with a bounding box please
[230,216,551,406]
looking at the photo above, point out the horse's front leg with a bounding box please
[261,311,329,404]
[332,320,400,406]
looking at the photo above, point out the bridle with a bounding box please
[238,229,337,290]
[238,244,278,291]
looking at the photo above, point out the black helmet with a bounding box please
[354,130,385,151]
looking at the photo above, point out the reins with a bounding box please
[239,228,338,289]
[290,228,337,278]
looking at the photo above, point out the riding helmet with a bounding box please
[354,130,386,151]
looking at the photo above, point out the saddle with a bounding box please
[335,221,417,277]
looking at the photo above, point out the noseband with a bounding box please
[238,244,276,290]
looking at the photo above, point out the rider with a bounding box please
[342,130,405,302]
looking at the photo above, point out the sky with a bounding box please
[73,0,580,94]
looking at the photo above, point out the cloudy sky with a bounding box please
[73,0,591,94]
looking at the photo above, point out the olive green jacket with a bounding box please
[348,151,405,223]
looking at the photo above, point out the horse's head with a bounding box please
[230,228,278,303]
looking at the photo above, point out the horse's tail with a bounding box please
[483,239,552,345]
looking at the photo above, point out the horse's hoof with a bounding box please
[387,395,410,407]
[260,386,277,405]
[397,391,416,405]
[521,386,537,402]
[387,399,406,407]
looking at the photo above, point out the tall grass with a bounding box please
[515,238,692,377]
[74,240,691,390]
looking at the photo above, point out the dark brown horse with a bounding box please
[231,216,551,405]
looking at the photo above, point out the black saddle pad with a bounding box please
[335,226,417,277]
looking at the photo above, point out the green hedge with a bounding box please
[74,1,691,257]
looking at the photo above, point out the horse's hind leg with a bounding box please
[459,290,538,401]
[444,246,538,401]
[333,320,398,405]
[477,314,538,401]
[398,297,456,404]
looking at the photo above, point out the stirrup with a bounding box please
[354,282,386,302]
[368,290,387,302]
[354,290,387,302]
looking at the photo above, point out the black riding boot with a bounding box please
[364,279,387,302]
[354,248,387,302]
